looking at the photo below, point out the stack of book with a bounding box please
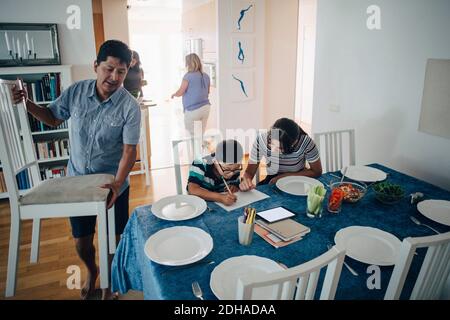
[34,139,70,160]
[40,166,67,180]
[255,218,311,249]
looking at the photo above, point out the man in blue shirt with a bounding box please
[13,40,141,299]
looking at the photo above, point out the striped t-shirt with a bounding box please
[187,154,241,192]
[250,131,320,175]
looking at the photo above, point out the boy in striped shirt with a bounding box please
[187,139,243,206]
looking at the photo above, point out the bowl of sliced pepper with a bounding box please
[330,181,367,203]
[327,187,345,213]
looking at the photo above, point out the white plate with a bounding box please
[417,200,450,226]
[334,226,401,266]
[342,165,387,183]
[276,176,324,196]
[210,255,284,300]
[151,195,206,221]
[144,226,213,266]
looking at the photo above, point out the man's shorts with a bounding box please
[70,187,130,238]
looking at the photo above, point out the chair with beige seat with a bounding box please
[0,79,116,297]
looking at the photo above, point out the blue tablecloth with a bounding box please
[111,164,450,300]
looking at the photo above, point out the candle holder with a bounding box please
[1,23,60,67]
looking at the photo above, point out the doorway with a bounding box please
[295,0,317,135]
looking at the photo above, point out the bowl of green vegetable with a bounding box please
[372,182,405,204]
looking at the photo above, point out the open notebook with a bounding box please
[215,189,270,212]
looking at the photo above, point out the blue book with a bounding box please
[35,80,43,102]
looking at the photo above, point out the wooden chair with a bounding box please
[384,231,450,300]
[313,129,355,173]
[0,79,115,297]
[235,245,346,300]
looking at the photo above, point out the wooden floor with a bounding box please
[0,166,190,300]
[0,156,265,300]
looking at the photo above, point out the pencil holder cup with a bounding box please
[238,216,254,246]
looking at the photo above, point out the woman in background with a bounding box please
[124,50,145,98]
[171,53,211,138]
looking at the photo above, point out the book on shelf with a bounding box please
[0,171,6,193]
[40,166,67,180]
[27,110,68,132]
[34,139,70,160]
[0,166,68,194]
[23,73,61,102]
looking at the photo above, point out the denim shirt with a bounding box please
[48,79,141,194]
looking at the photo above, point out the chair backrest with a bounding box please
[172,132,222,194]
[384,231,450,300]
[235,245,346,300]
[0,79,40,202]
[313,129,355,173]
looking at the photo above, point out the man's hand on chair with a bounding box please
[101,181,121,209]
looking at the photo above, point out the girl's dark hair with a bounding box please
[131,50,141,70]
[215,140,244,164]
[96,40,132,67]
[269,118,306,154]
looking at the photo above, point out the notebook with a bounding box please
[256,206,295,223]
[256,218,310,242]
[254,224,303,249]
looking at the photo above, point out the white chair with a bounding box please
[236,245,346,300]
[0,79,116,297]
[129,101,152,186]
[172,133,221,195]
[314,129,355,173]
[384,231,450,300]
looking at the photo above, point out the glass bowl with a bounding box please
[372,182,405,204]
[330,181,367,203]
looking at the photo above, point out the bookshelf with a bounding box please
[0,65,72,199]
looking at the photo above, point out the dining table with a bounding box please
[111,164,450,300]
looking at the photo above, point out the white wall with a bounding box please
[312,0,450,191]
[0,0,96,82]
[102,0,130,44]
[264,0,299,129]
[217,0,266,152]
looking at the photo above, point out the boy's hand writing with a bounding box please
[221,193,237,206]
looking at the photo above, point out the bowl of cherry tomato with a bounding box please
[330,181,367,203]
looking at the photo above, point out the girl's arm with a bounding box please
[171,79,189,98]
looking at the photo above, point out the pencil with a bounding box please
[222,176,233,196]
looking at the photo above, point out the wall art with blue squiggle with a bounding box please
[232,1,254,33]
[232,37,254,68]
[231,72,253,101]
